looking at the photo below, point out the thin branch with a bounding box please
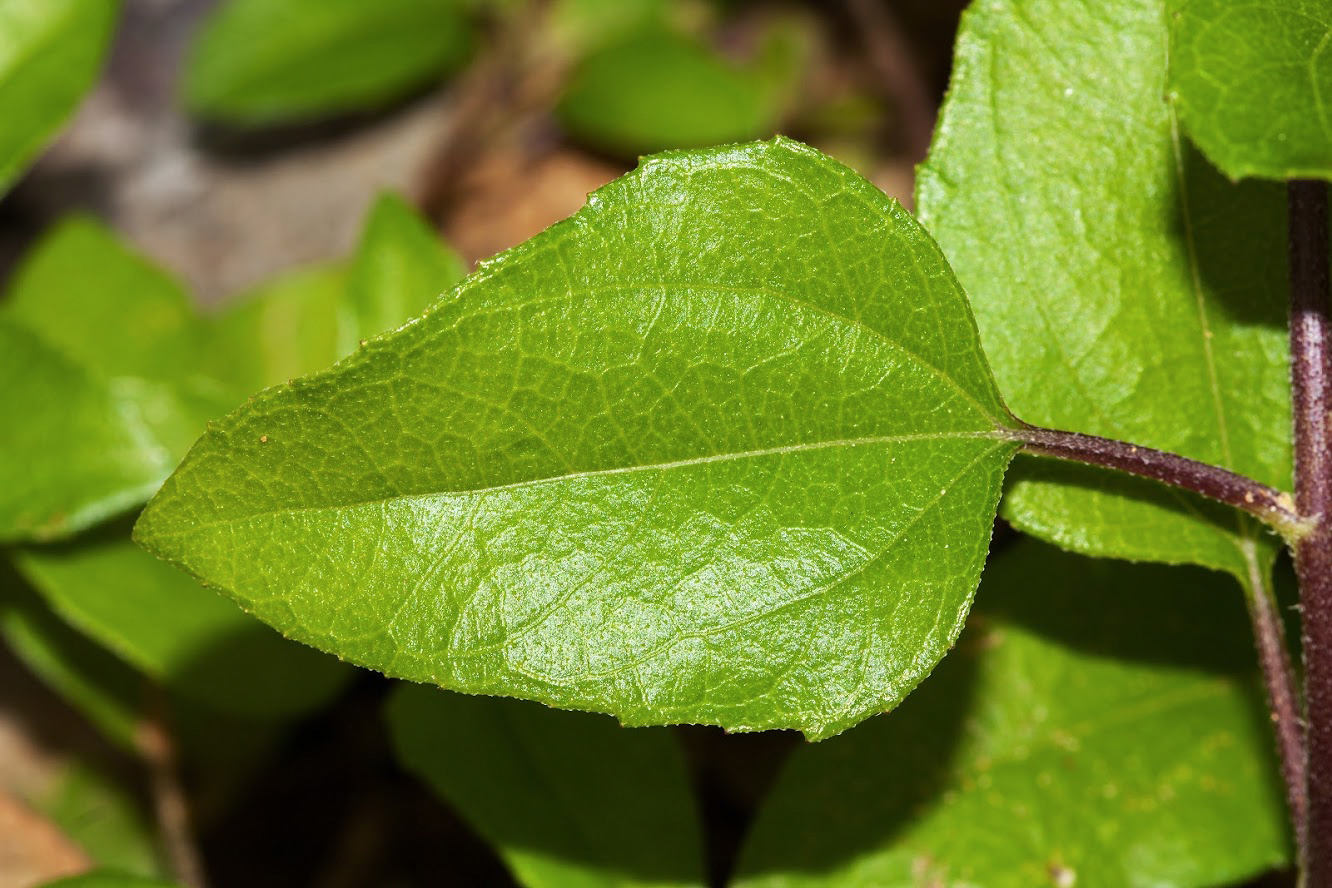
[1290,178,1331,882]
[1013,424,1306,537]
[1241,543,1307,860]
[136,688,207,888]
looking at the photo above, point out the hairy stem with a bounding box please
[1290,179,1331,883]
[1014,425,1304,536]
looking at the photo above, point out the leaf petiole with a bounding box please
[1011,424,1308,541]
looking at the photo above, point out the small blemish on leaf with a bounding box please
[1049,862,1076,887]
[260,435,269,443]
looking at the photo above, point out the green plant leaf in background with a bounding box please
[0,218,232,541]
[0,0,118,192]
[3,194,456,727]
[545,0,671,56]
[388,687,705,888]
[184,0,474,123]
[205,263,350,396]
[1169,0,1332,181]
[916,0,1291,585]
[733,540,1290,887]
[557,28,789,157]
[136,138,1020,738]
[0,558,143,747]
[342,192,466,356]
[12,534,350,720]
[209,191,464,393]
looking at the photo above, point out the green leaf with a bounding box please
[13,533,350,719]
[916,0,1291,581]
[1170,0,1332,181]
[0,558,143,748]
[0,219,231,540]
[0,0,118,192]
[184,0,474,123]
[557,29,786,157]
[208,197,458,393]
[136,138,1019,738]
[546,0,671,55]
[343,192,466,356]
[205,263,350,396]
[387,686,705,888]
[733,540,1290,888]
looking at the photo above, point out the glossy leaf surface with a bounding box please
[0,219,229,540]
[1170,0,1332,181]
[917,0,1291,581]
[185,0,474,122]
[734,540,1289,887]
[388,686,705,888]
[137,138,1018,738]
[557,29,785,157]
[0,0,117,191]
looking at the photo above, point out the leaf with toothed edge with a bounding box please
[136,137,1019,738]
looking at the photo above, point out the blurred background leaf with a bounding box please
[0,0,119,193]
[184,0,476,123]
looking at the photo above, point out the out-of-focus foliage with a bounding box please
[184,0,475,122]
[0,0,118,192]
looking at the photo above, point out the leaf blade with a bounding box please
[13,536,351,719]
[137,138,1017,737]
[0,220,231,540]
[343,192,466,354]
[184,0,474,122]
[0,0,117,191]
[1170,0,1332,181]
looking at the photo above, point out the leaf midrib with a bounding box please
[150,430,1016,534]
